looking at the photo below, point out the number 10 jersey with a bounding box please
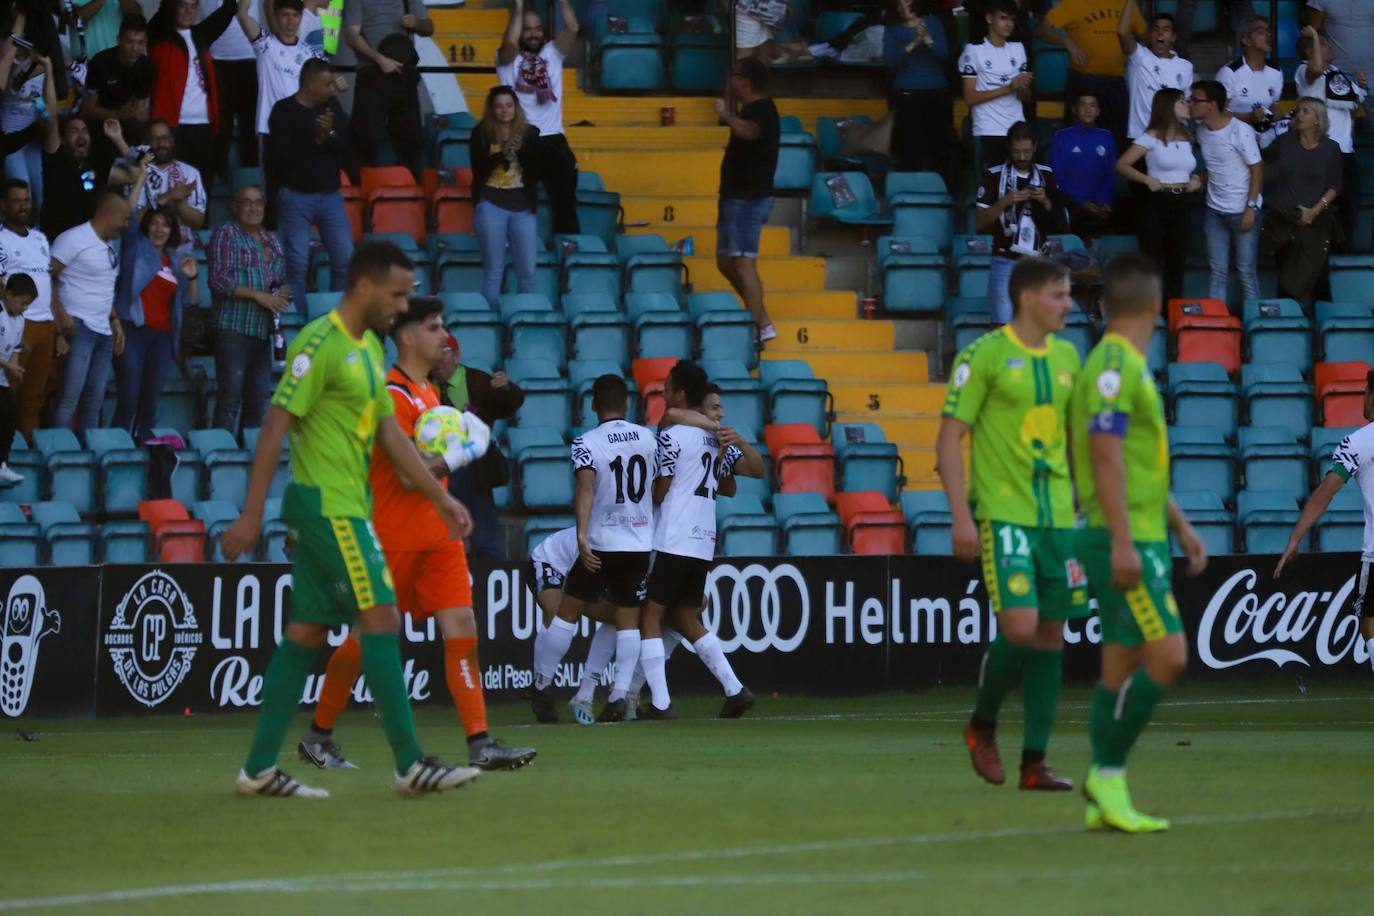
[570,419,658,552]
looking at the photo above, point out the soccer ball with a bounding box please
[413,406,490,469]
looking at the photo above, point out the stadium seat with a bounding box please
[501,293,568,369]
[1315,301,1374,363]
[505,359,572,435]
[716,494,778,556]
[575,174,622,249]
[1241,363,1312,444]
[31,501,95,565]
[564,294,630,370]
[832,422,903,502]
[1327,253,1374,302]
[626,292,693,360]
[759,360,832,436]
[810,171,893,229]
[190,500,239,561]
[85,428,149,516]
[1171,297,1241,374]
[361,166,426,242]
[1033,42,1068,93]
[1,431,43,505]
[1236,489,1301,554]
[433,184,475,236]
[1314,485,1364,551]
[617,236,686,301]
[1096,234,1140,263]
[0,503,41,565]
[559,235,622,299]
[670,30,728,92]
[765,424,836,502]
[148,427,203,508]
[32,429,95,516]
[508,427,574,510]
[189,429,252,508]
[1238,426,1307,499]
[1170,490,1234,556]
[442,295,504,370]
[1059,307,1097,362]
[523,515,575,554]
[632,357,677,426]
[157,364,199,437]
[877,235,946,312]
[571,359,638,426]
[261,497,289,563]
[699,359,766,438]
[816,116,871,170]
[339,171,364,242]
[887,172,954,250]
[953,235,994,299]
[835,491,905,555]
[900,490,953,555]
[1310,426,1358,484]
[306,291,343,322]
[774,129,818,193]
[600,28,666,92]
[138,499,206,562]
[1168,425,1236,505]
[502,247,560,304]
[689,292,757,368]
[773,491,842,555]
[241,427,290,499]
[431,234,485,293]
[1168,363,1238,437]
[948,297,993,353]
[1315,361,1371,427]
[1147,319,1168,377]
[1243,298,1312,373]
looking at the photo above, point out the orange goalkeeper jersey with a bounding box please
[370,367,450,550]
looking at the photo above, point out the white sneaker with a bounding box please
[235,766,329,799]
[395,756,481,797]
[0,463,23,486]
[808,42,839,60]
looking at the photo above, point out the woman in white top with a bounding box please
[1116,87,1203,301]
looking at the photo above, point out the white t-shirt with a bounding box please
[0,309,23,388]
[651,425,744,561]
[1133,132,1197,184]
[178,29,210,125]
[496,43,566,137]
[0,226,53,322]
[958,39,1030,138]
[0,65,45,133]
[51,222,119,336]
[1330,423,1374,561]
[570,418,656,552]
[1295,63,1367,154]
[1126,45,1194,139]
[252,32,324,133]
[139,160,207,249]
[530,526,578,591]
[1216,58,1283,119]
[204,0,258,60]
[300,6,324,52]
[1197,116,1262,213]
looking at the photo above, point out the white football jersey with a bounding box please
[0,226,52,322]
[1216,58,1283,119]
[530,526,578,591]
[1330,423,1374,561]
[571,419,656,552]
[1126,45,1194,139]
[652,425,744,561]
[958,39,1030,137]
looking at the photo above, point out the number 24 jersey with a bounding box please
[571,419,657,552]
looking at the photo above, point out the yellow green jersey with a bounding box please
[1069,332,1170,543]
[271,310,395,519]
[942,325,1080,529]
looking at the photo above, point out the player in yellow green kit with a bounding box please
[937,257,1085,791]
[221,240,480,799]
[1069,254,1207,833]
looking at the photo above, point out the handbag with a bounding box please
[738,0,788,28]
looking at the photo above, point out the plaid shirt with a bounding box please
[208,222,286,340]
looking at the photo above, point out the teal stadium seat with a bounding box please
[1170,491,1234,556]
[1238,426,1307,499]
[626,292,693,360]
[810,171,892,229]
[0,503,41,565]
[716,495,779,556]
[564,294,630,370]
[1032,42,1067,94]
[617,235,686,301]
[188,429,252,508]
[558,234,622,299]
[600,24,666,92]
[443,296,504,369]
[502,246,559,305]
[157,363,199,437]
[1326,255,1374,303]
[901,489,953,555]
[523,515,575,554]
[1241,363,1312,444]
[86,428,150,516]
[1059,307,1098,362]
[1315,301,1374,364]
[501,293,567,369]
[1243,299,1312,374]
[1147,319,1168,377]
[261,496,289,562]
[575,173,622,249]
[947,296,992,353]
[32,501,95,565]
[1168,362,1238,438]
[759,360,832,436]
[1310,426,1358,485]
[832,422,902,502]
[670,30,728,93]
[953,235,994,298]
[33,429,95,516]
[508,426,574,510]
[689,292,757,368]
[506,358,572,435]
[816,116,870,170]
[888,172,954,250]
[1169,425,1235,504]
[431,234,484,293]
[1237,489,1301,554]
[877,235,946,313]
[700,359,765,439]
[192,500,240,561]
[305,290,343,321]
[774,130,818,193]
[1315,485,1364,551]
[1,432,42,505]
[570,359,637,426]
[773,492,843,556]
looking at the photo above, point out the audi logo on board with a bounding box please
[703,564,810,653]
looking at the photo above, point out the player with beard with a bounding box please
[222,241,478,799]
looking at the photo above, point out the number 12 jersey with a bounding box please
[571,419,657,552]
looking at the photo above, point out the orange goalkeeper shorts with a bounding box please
[386,541,473,617]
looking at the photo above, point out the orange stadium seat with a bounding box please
[339,171,363,242]
[1167,297,1228,335]
[632,357,677,427]
[1315,361,1372,427]
[138,499,206,563]
[765,424,835,502]
[835,491,906,555]
[426,168,476,235]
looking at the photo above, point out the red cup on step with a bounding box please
[661,106,676,126]
[862,297,876,319]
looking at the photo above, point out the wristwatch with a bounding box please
[1247,200,1261,211]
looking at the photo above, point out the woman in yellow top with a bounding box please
[469,85,543,311]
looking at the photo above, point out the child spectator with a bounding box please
[0,272,37,486]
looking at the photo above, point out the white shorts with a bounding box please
[735,10,773,49]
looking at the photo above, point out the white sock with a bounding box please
[574,623,618,703]
[693,632,743,697]
[663,627,684,660]
[640,638,670,710]
[1366,636,1374,675]
[607,628,641,702]
[533,617,577,689]
[628,661,646,698]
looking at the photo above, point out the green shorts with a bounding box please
[1076,529,1183,647]
[978,520,1090,619]
[284,515,396,625]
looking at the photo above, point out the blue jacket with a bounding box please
[114,214,187,356]
[882,19,949,91]
[1048,124,1118,207]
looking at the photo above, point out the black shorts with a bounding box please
[645,552,711,609]
[527,559,565,596]
[1356,560,1372,619]
[563,550,650,608]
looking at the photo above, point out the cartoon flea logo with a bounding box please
[1,576,61,718]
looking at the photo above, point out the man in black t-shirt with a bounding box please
[83,15,154,142]
[714,57,780,344]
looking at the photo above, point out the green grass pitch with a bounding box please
[2,682,1371,914]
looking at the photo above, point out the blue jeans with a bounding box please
[51,321,113,436]
[716,196,774,258]
[1204,207,1261,308]
[112,324,174,442]
[276,187,353,311]
[473,200,537,310]
[213,329,273,435]
[987,256,1015,325]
